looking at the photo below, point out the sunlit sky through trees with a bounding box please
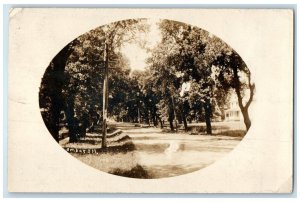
[120,19,161,72]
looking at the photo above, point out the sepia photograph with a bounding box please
[39,18,255,178]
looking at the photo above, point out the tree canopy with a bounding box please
[39,18,254,144]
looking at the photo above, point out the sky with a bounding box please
[120,19,161,71]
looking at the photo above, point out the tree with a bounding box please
[213,51,255,131]
[63,28,106,142]
[156,19,255,133]
[62,19,148,143]
[39,39,78,142]
[157,20,215,134]
[146,41,183,131]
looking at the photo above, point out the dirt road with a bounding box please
[119,125,243,178]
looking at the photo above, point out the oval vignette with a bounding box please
[39,18,255,179]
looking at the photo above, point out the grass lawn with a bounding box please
[63,131,151,179]
[72,148,150,178]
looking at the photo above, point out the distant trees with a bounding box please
[40,18,255,142]
[145,19,254,133]
[145,20,216,134]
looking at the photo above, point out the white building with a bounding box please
[224,93,243,122]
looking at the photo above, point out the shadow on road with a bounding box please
[109,165,151,179]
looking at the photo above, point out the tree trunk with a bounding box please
[181,101,189,131]
[241,108,251,131]
[152,108,158,127]
[152,116,157,127]
[233,68,255,132]
[182,112,188,131]
[168,107,174,131]
[169,118,174,131]
[171,96,178,132]
[80,112,89,138]
[64,98,78,143]
[178,114,183,124]
[204,99,212,135]
[158,117,164,129]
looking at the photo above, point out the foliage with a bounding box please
[40,18,254,142]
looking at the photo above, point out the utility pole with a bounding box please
[138,107,141,124]
[102,42,108,148]
[137,93,141,124]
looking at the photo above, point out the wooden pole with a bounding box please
[137,94,141,124]
[138,107,141,124]
[102,42,108,148]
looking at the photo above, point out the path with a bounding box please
[118,123,243,178]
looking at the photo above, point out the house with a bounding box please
[224,93,243,122]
